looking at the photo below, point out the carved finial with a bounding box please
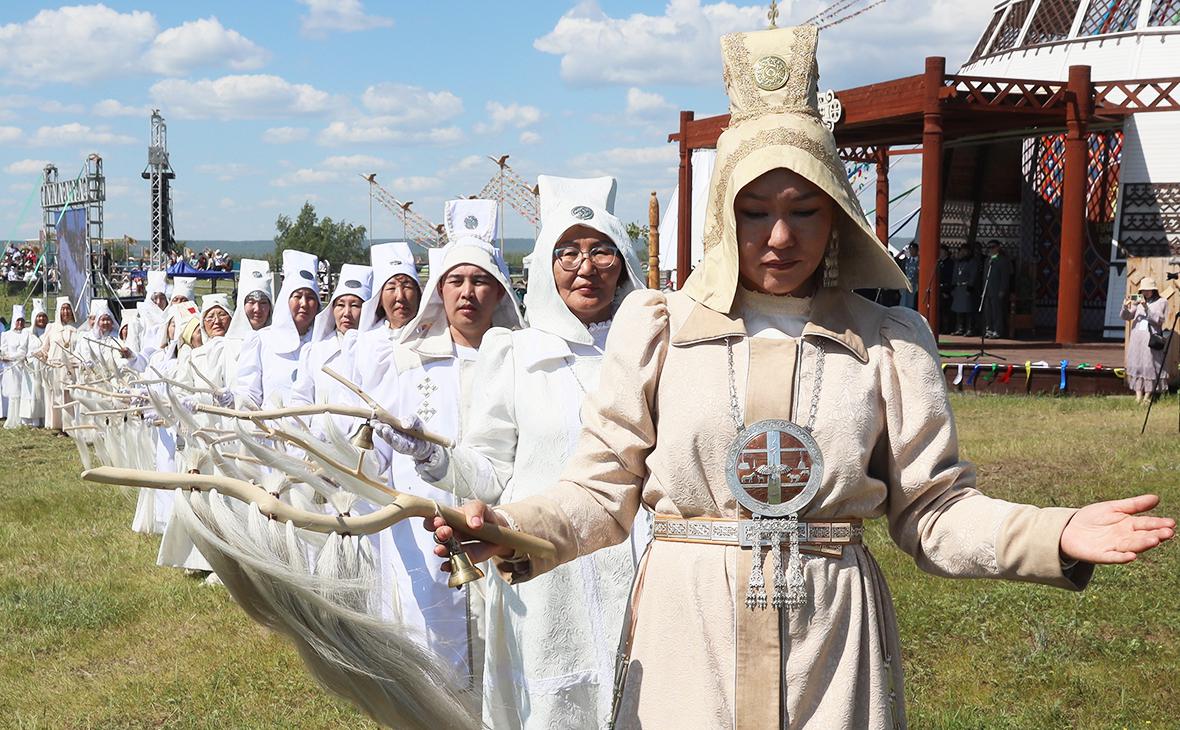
[768,0,779,29]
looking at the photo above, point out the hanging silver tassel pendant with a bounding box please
[771,523,788,609]
[745,533,768,610]
[784,514,807,610]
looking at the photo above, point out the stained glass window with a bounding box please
[992,1,1033,52]
[1079,0,1142,35]
[1148,0,1180,25]
[970,8,1008,60]
[1025,0,1083,44]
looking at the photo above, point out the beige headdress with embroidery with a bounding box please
[682,25,909,313]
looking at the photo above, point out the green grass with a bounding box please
[1,395,1178,728]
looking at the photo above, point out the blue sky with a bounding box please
[0,1,992,244]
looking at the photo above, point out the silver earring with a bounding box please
[822,229,840,288]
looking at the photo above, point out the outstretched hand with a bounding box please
[1060,494,1174,564]
[423,500,514,569]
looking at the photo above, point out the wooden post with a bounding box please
[1056,65,1092,345]
[648,191,661,289]
[875,146,890,245]
[917,57,946,335]
[676,110,694,289]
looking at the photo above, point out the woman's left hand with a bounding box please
[1060,494,1175,564]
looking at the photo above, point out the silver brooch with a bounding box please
[753,55,789,92]
[463,215,479,230]
[343,279,362,288]
[298,270,314,280]
[570,205,594,220]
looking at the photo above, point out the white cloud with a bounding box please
[151,75,332,120]
[570,144,677,178]
[4,159,47,175]
[321,154,388,171]
[143,17,269,76]
[534,0,764,86]
[439,155,487,177]
[360,83,463,127]
[262,126,310,144]
[0,126,21,143]
[195,162,256,181]
[519,130,541,145]
[0,5,158,85]
[474,101,542,134]
[299,0,394,37]
[389,176,442,192]
[572,144,677,168]
[272,168,341,187]
[625,87,674,119]
[92,99,151,118]
[219,196,237,209]
[30,123,136,146]
[318,121,464,147]
[804,0,994,87]
[0,96,86,118]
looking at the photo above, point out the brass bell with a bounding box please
[444,535,486,589]
[350,421,375,451]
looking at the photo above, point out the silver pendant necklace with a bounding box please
[725,335,825,611]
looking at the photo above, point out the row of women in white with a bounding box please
[5,175,651,730]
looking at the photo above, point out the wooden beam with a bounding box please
[676,110,694,288]
[918,57,947,335]
[875,147,890,245]
[1056,65,1093,345]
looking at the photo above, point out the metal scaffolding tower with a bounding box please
[141,109,175,269]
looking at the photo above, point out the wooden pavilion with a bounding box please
[668,59,1180,346]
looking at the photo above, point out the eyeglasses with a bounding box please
[553,244,620,272]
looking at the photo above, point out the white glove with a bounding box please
[82,360,95,369]
[372,419,436,463]
[180,396,199,414]
[214,389,234,407]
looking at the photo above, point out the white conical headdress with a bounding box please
[54,297,73,323]
[360,242,420,333]
[311,263,373,341]
[270,249,321,351]
[171,276,197,301]
[145,270,168,298]
[443,199,498,248]
[227,258,273,339]
[525,175,645,346]
[399,229,522,354]
[89,299,119,331]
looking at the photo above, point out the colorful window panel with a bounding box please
[970,8,1009,60]
[1026,0,1083,44]
[1148,0,1180,25]
[1079,0,1142,35]
[993,1,1033,51]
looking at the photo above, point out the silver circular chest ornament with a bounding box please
[725,419,823,518]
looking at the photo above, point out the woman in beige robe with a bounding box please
[36,297,78,432]
[427,25,1174,730]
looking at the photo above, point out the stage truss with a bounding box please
[41,154,107,302]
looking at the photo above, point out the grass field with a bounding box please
[1,394,1178,728]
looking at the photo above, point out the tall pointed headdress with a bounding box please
[525,175,645,345]
[683,25,908,313]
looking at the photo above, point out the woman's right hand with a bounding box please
[424,500,515,568]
